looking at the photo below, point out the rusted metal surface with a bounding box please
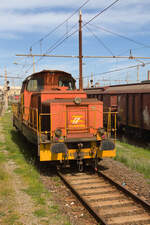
[85,87,107,96]
[58,171,150,225]
[23,70,74,82]
[118,92,150,130]
[85,82,150,95]
[86,82,150,131]
[104,83,150,94]
[13,69,117,164]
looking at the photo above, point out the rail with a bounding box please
[58,170,150,225]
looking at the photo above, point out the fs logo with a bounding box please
[70,115,85,128]
[72,117,81,124]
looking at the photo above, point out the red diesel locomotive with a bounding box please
[12,70,116,170]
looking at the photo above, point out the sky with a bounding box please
[1,0,150,88]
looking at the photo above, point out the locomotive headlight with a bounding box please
[55,128,62,138]
[74,97,81,105]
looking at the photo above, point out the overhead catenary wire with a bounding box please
[0,76,22,79]
[117,46,148,57]
[30,0,91,49]
[88,23,150,49]
[86,23,150,66]
[47,0,121,54]
[24,0,121,74]
[46,23,78,54]
[84,25,115,56]
[24,23,78,74]
[80,61,150,80]
[21,0,91,74]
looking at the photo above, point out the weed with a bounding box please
[14,167,26,175]
[22,183,46,205]
[0,211,5,217]
[36,197,46,205]
[34,209,47,217]
[0,142,5,147]
[52,176,60,182]
[1,188,13,197]
[49,204,59,214]
[0,152,6,162]
[116,141,150,180]
[63,222,72,225]
[4,214,19,225]
[0,112,71,225]
[0,171,8,181]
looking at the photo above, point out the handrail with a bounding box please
[12,104,117,144]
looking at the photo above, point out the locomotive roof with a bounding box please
[23,70,75,82]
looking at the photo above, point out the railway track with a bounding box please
[58,170,150,225]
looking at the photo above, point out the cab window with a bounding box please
[58,78,75,90]
[27,77,44,92]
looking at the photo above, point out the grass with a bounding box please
[23,184,47,205]
[34,209,47,217]
[63,223,72,225]
[4,214,19,225]
[49,205,59,214]
[0,169,8,181]
[116,141,150,180]
[0,153,19,224]
[52,176,60,182]
[0,111,71,225]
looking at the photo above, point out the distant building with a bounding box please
[0,86,21,96]
[8,86,21,96]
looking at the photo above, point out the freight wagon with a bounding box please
[86,81,150,135]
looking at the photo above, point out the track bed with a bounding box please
[58,171,150,225]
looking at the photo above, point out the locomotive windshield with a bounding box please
[27,77,44,92]
[58,77,76,90]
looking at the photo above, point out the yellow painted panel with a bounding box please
[40,145,98,161]
[99,149,116,158]
[40,150,51,161]
[40,143,116,161]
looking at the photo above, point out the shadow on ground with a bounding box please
[10,128,109,177]
[10,129,58,177]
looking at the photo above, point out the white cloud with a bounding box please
[0,0,109,10]
[0,0,149,37]
[0,32,21,39]
[1,0,150,81]
[0,0,149,11]
[0,11,72,32]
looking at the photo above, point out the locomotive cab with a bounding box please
[13,70,116,171]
